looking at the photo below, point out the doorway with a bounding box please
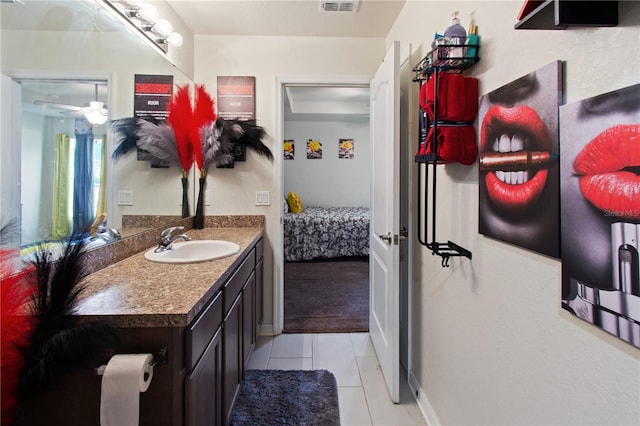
[1,78,109,249]
[280,82,371,333]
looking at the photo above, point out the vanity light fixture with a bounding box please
[98,0,183,54]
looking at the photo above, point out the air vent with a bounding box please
[320,1,359,12]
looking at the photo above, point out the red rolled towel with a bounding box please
[422,126,460,164]
[463,77,479,122]
[457,125,478,165]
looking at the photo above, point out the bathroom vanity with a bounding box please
[12,225,264,426]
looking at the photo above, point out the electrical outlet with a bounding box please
[118,190,133,206]
[255,191,270,206]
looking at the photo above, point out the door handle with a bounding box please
[378,232,392,244]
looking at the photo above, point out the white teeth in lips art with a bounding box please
[495,170,531,185]
[492,133,526,153]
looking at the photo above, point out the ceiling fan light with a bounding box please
[85,110,108,125]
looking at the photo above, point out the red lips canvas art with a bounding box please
[560,83,640,349]
[478,61,562,258]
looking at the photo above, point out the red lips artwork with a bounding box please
[480,104,552,214]
[572,123,640,221]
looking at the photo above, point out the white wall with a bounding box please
[387,2,640,425]
[193,34,385,329]
[284,118,370,207]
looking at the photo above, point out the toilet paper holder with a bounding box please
[95,347,168,376]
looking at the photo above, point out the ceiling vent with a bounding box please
[320,1,359,13]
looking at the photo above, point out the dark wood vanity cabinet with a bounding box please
[187,237,264,425]
[12,235,265,426]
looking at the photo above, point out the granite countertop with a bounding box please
[76,227,263,328]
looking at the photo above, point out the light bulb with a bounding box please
[166,32,183,47]
[138,3,158,22]
[154,19,172,36]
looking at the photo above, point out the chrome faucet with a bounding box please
[155,226,192,252]
[90,222,121,242]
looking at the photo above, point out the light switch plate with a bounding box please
[118,190,133,206]
[255,190,270,206]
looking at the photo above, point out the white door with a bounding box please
[369,41,401,403]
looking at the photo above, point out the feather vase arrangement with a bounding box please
[112,83,275,224]
[168,85,196,218]
[0,229,119,425]
[192,85,217,229]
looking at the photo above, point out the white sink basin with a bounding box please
[144,240,240,264]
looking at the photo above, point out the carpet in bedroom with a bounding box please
[284,256,369,333]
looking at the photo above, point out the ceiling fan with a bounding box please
[33,84,108,125]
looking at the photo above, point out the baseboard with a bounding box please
[258,323,274,336]
[408,370,441,426]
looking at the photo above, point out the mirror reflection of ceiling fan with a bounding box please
[33,84,108,125]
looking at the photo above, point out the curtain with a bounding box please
[72,131,94,235]
[51,134,72,239]
[95,134,107,218]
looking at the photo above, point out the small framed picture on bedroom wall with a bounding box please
[339,138,354,159]
[307,139,322,159]
[284,139,294,160]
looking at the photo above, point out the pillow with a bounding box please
[286,192,303,214]
[283,198,290,214]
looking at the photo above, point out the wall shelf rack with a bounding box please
[514,0,618,30]
[413,45,479,267]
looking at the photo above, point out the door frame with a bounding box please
[274,69,414,390]
[274,75,372,335]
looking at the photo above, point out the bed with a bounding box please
[283,206,370,262]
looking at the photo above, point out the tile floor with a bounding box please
[247,333,427,426]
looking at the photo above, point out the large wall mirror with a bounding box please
[1,0,195,253]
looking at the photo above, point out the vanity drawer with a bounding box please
[223,249,255,314]
[185,290,223,371]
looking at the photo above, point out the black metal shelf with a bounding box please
[414,46,477,266]
[412,43,479,82]
[514,0,618,30]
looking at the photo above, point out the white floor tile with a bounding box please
[246,335,273,370]
[267,357,313,370]
[338,386,372,426]
[356,356,426,426]
[350,333,376,357]
[313,334,362,387]
[254,333,427,426]
[269,333,313,358]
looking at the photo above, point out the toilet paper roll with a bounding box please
[100,354,153,426]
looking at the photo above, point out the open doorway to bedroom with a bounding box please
[281,83,371,333]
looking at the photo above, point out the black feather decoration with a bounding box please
[16,235,119,403]
[225,118,274,161]
[111,117,139,159]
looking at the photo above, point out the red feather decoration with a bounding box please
[193,85,217,172]
[168,84,195,172]
[1,254,36,426]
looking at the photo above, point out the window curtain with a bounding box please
[51,133,72,239]
[95,134,107,218]
[72,124,94,235]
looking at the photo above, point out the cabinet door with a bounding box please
[242,272,256,372]
[223,293,243,424]
[184,326,222,426]
[256,257,264,326]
